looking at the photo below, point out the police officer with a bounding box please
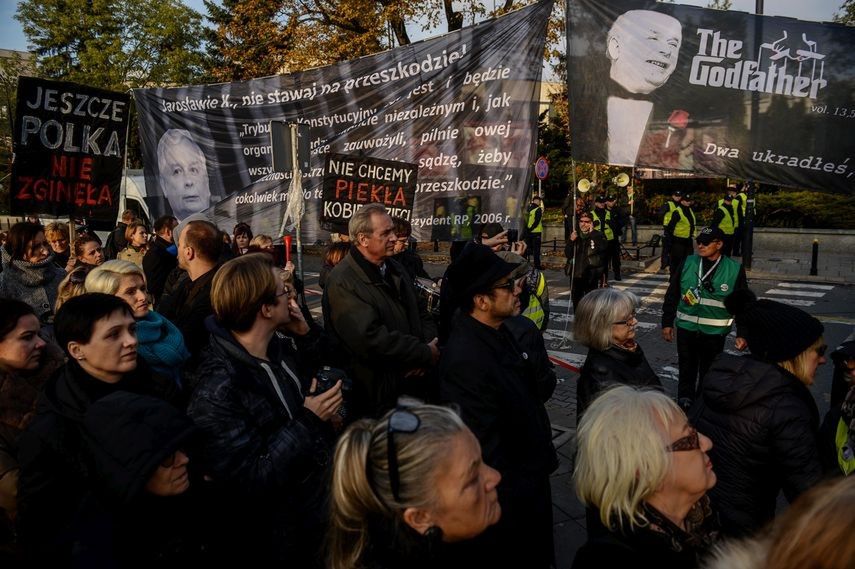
[665,193,696,274]
[712,192,738,256]
[661,227,747,408]
[525,195,544,270]
[605,193,624,281]
[591,195,617,282]
[566,211,608,311]
[659,190,683,272]
[731,184,748,256]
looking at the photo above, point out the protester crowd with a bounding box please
[0,202,852,568]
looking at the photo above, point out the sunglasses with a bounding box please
[387,408,421,502]
[815,344,828,357]
[667,426,700,452]
[491,276,524,292]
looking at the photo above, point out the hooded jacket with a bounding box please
[16,360,182,564]
[690,354,822,537]
[186,317,334,565]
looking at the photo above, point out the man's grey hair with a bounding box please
[349,203,389,242]
[574,288,639,351]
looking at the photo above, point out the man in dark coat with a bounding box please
[439,244,558,569]
[142,215,178,305]
[159,220,222,366]
[566,211,608,310]
[103,210,136,260]
[187,253,341,565]
[323,203,439,419]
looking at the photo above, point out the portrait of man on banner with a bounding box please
[156,129,215,221]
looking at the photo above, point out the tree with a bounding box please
[15,0,207,91]
[0,52,34,214]
[707,0,733,10]
[835,0,855,24]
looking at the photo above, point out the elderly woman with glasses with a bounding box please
[0,222,66,323]
[573,386,719,569]
[328,402,502,569]
[690,289,826,538]
[574,288,662,423]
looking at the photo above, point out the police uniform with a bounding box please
[732,187,748,256]
[665,196,696,274]
[525,198,544,269]
[591,198,615,283]
[662,227,747,404]
[712,195,738,256]
[659,192,683,271]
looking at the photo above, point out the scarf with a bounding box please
[135,310,190,385]
[641,496,718,554]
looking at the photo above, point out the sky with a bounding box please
[0,0,846,53]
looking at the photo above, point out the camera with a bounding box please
[314,366,353,419]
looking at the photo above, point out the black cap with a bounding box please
[723,193,733,200]
[606,195,616,201]
[672,190,683,197]
[595,195,606,203]
[446,243,522,304]
[681,193,692,201]
[696,226,725,244]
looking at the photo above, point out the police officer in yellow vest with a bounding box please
[661,226,747,408]
[659,190,683,272]
[712,192,738,256]
[591,195,615,283]
[664,193,696,275]
[525,195,544,270]
[731,184,748,256]
[497,250,550,331]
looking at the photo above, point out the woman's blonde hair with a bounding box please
[328,402,466,569]
[574,386,684,531]
[55,267,89,312]
[778,336,824,385]
[211,253,277,332]
[249,234,273,248]
[574,288,639,351]
[85,260,145,295]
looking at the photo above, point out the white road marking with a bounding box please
[759,296,816,307]
[764,289,825,298]
[777,283,834,291]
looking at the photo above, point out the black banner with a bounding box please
[133,1,552,241]
[321,153,417,229]
[10,77,130,222]
[567,0,855,193]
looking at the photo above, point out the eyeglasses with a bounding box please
[667,426,700,452]
[491,276,524,292]
[815,344,828,357]
[612,312,637,326]
[276,285,294,298]
[387,408,421,502]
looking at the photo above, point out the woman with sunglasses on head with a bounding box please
[16,293,199,564]
[0,222,66,324]
[574,288,662,424]
[86,260,190,394]
[573,386,719,569]
[690,288,826,538]
[329,402,502,569]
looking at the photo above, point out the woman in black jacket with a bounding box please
[691,289,827,537]
[574,287,662,423]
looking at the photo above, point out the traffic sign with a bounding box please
[535,156,549,180]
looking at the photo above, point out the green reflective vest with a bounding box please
[676,255,740,335]
[715,202,736,235]
[835,419,855,476]
[663,201,679,227]
[736,192,747,217]
[672,207,696,239]
[592,209,614,240]
[522,271,548,330]
[527,205,543,234]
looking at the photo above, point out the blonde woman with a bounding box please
[691,288,826,538]
[573,386,718,568]
[86,260,189,388]
[54,266,89,312]
[329,403,501,569]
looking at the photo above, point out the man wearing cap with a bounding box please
[731,183,748,256]
[659,190,683,271]
[591,195,616,284]
[439,244,557,568]
[566,212,608,310]
[662,226,747,408]
[323,203,439,419]
[525,195,544,270]
[665,192,696,274]
[712,192,738,256]
[605,193,624,280]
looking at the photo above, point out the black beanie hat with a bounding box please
[724,289,824,363]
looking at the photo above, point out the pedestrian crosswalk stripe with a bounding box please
[759,296,815,307]
[764,289,826,298]
[611,285,666,296]
[777,283,834,291]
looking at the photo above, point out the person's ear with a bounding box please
[607,36,621,62]
[401,507,435,536]
[67,341,85,361]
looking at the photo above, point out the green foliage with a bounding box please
[835,0,855,24]
[0,52,33,215]
[15,0,206,91]
[754,190,855,228]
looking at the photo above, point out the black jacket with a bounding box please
[690,354,823,537]
[323,249,436,418]
[104,222,128,260]
[186,318,334,565]
[439,314,557,568]
[16,361,180,564]
[158,266,218,365]
[142,236,177,304]
[565,230,608,279]
[577,345,662,424]
[392,248,430,281]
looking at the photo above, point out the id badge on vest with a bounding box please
[682,287,701,306]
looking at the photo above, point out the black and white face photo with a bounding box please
[607,10,683,95]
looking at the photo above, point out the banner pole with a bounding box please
[290,124,304,283]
